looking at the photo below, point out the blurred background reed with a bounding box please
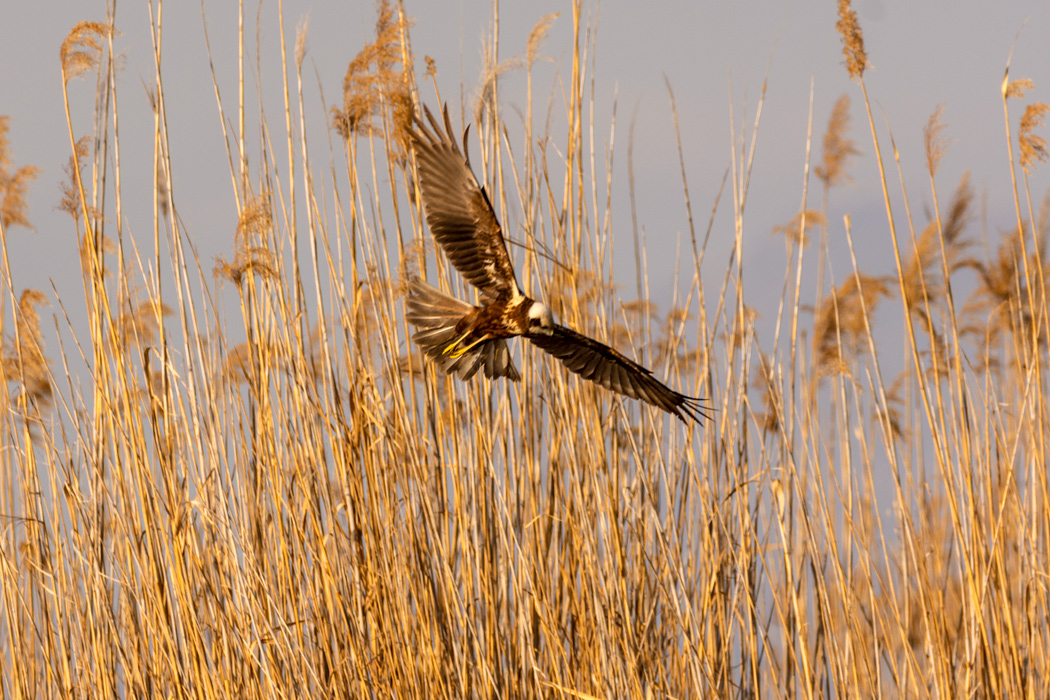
[0,1,1048,697]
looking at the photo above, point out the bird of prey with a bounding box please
[405,104,708,424]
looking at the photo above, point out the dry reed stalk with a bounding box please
[2,2,1049,698]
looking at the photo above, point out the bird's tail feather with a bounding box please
[405,278,520,381]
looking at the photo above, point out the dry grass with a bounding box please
[1,1,1048,698]
[0,118,40,231]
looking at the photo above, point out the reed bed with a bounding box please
[0,1,1047,697]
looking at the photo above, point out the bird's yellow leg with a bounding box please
[441,331,470,356]
[443,332,486,358]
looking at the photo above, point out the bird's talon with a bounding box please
[445,335,485,358]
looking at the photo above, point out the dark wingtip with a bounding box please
[411,102,463,158]
[462,123,472,168]
[410,103,444,150]
[424,103,442,134]
[441,103,454,139]
[675,394,713,425]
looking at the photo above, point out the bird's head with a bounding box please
[527,301,555,335]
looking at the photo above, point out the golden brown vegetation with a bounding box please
[0,118,40,231]
[2,289,53,413]
[1020,102,1050,174]
[1,2,1048,699]
[816,94,861,189]
[331,0,413,153]
[835,0,867,81]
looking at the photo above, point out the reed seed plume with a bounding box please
[475,44,526,124]
[235,190,275,243]
[897,494,966,646]
[110,298,172,354]
[609,298,657,351]
[880,373,907,441]
[772,209,823,247]
[222,340,287,386]
[348,275,385,341]
[58,135,96,224]
[965,231,1023,336]
[941,172,974,247]
[330,0,413,153]
[753,352,782,434]
[655,305,703,370]
[59,21,114,84]
[964,225,1050,353]
[813,272,891,377]
[3,289,53,411]
[816,94,860,188]
[730,304,759,351]
[923,104,952,176]
[835,0,868,81]
[1019,102,1050,174]
[527,13,559,66]
[1004,78,1035,100]
[215,192,278,285]
[79,233,115,278]
[0,117,41,230]
[472,11,557,123]
[397,350,429,381]
[546,267,614,319]
[903,174,973,317]
[295,16,309,69]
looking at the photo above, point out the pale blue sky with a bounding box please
[1,0,1048,371]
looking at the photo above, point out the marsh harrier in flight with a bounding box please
[405,104,708,424]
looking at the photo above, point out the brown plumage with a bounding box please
[409,105,518,300]
[406,104,708,424]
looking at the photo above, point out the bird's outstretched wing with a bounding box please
[409,104,520,300]
[527,325,709,424]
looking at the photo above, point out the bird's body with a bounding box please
[405,278,526,381]
[451,294,536,345]
[406,278,549,383]
[438,294,530,361]
[406,104,709,424]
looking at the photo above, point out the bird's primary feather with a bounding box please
[526,325,709,424]
[409,105,521,301]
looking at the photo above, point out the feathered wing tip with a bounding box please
[526,324,710,425]
[405,277,520,381]
[673,394,713,425]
